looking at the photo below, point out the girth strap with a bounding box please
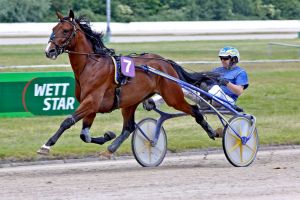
[111,86,121,111]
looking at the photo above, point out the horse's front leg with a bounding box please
[37,97,98,155]
[36,114,79,155]
[80,113,116,145]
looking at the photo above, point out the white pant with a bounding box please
[208,85,235,106]
[150,85,235,108]
[150,88,202,108]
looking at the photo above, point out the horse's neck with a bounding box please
[69,36,93,77]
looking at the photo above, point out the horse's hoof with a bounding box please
[143,99,156,111]
[107,130,131,153]
[80,133,91,143]
[99,151,113,159]
[104,131,116,141]
[37,147,50,155]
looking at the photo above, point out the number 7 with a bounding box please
[124,59,132,73]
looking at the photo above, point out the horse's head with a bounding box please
[45,10,78,60]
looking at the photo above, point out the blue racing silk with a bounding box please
[212,66,249,101]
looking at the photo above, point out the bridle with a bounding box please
[48,19,78,55]
[48,19,107,58]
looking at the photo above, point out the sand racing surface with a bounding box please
[0,146,299,200]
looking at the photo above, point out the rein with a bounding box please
[65,50,94,55]
[65,50,217,83]
[65,50,108,63]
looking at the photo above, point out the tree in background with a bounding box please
[111,0,163,22]
[154,0,188,21]
[254,0,281,19]
[0,0,50,22]
[1,0,300,22]
[231,0,256,20]
[196,0,234,20]
[263,0,300,19]
[72,0,106,21]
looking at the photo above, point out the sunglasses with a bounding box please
[220,56,230,60]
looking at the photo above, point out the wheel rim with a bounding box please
[132,118,167,167]
[223,117,258,167]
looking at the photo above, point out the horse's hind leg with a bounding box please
[160,84,216,139]
[80,113,116,145]
[190,105,216,139]
[106,104,138,154]
[170,98,216,140]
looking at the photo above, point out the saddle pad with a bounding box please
[120,56,135,77]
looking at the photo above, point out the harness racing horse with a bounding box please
[38,10,219,156]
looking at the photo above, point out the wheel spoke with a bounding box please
[136,131,150,141]
[152,147,163,155]
[228,140,241,153]
[228,130,240,140]
[148,146,152,164]
[245,143,255,153]
[240,143,243,163]
[135,145,147,155]
[238,121,243,136]
[151,150,160,161]
[245,133,257,153]
[246,126,255,138]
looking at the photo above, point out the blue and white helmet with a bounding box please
[218,46,240,63]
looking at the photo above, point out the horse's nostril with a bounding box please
[49,49,56,53]
[45,48,56,56]
[45,48,57,59]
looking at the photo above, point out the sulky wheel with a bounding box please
[131,118,167,167]
[222,116,259,167]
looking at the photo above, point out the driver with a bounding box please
[143,46,249,137]
[209,46,248,106]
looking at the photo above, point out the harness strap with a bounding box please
[111,56,119,84]
[111,86,121,111]
[108,56,121,112]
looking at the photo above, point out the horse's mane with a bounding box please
[75,16,115,56]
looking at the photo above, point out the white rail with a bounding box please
[268,42,300,56]
[2,60,300,69]
[1,20,300,37]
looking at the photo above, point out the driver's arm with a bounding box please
[226,82,244,96]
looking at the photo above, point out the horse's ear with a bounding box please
[56,11,64,21]
[69,10,75,21]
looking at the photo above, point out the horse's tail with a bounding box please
[167,59,220,87]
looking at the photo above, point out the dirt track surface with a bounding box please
[0,147,300,200]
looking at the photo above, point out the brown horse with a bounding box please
[38,10,218,156]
